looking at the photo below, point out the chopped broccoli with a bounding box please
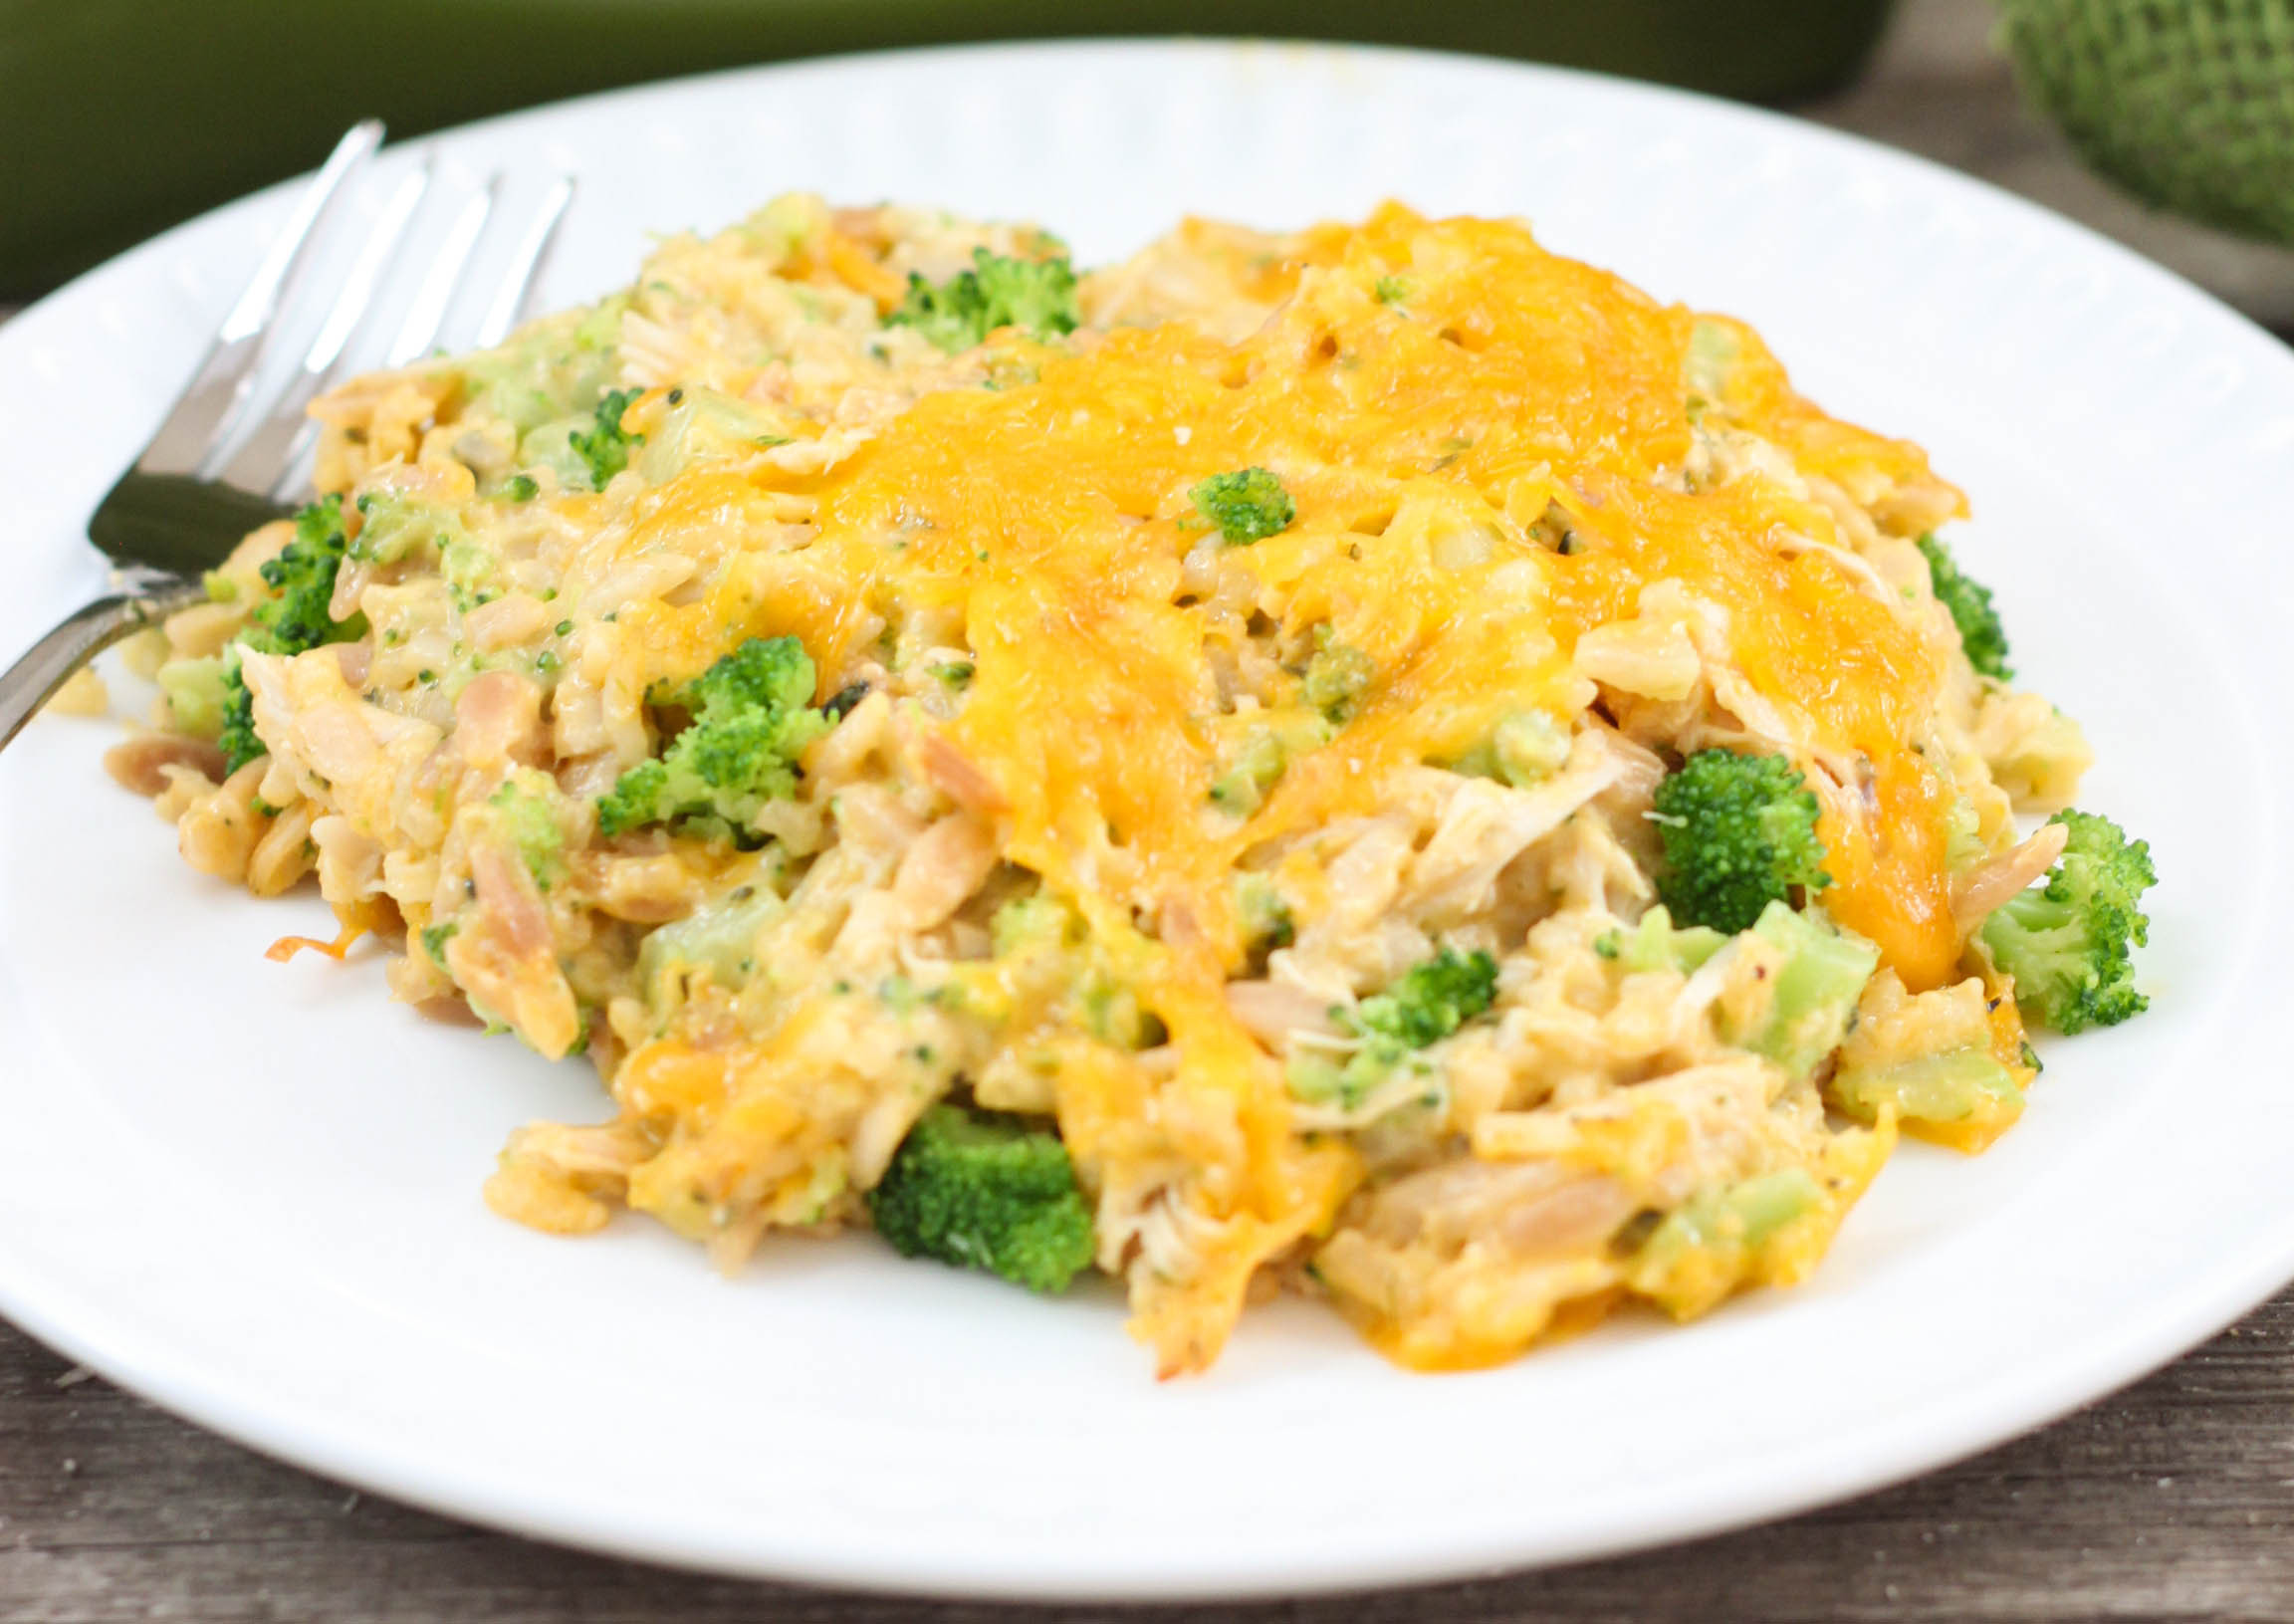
[419,921,459,969]
[594,635,829,841]
[636,883,786,1008]
[1304,635,1375,724]
[1447,710,1573,788]
[488,774,567,890]
[1191,467,1295,545]
[346,492,442,569]
[1918,532,2012,681]
[214,496,367,776]
[1355,947,1500,1049]
[569,388,640,491]
[1208,730,1288,814]
[1605,904,1728,976]
[246,495,365,656]
[888,249,1080,353]
[455,297,627,434]
[1625,1168,1821,1318]
[1727,901,1880,1078]
[864,1103,1095,1293]
[1373,275,1412,305]
[1652,749,1831,934]
[1288,946,1498,1108]
[1833,1045,2023,1133]
[1978,809,2155,1033]
[990,893,1077,958]
[156,654,229,741]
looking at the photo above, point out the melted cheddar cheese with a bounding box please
[144,196,2095,1378]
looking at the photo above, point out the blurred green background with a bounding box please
[0,0,1895,300]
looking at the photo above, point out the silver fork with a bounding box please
[0,122,574,751]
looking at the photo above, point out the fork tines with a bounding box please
[144,122,575,505]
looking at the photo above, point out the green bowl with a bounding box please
[1998,0,2294,246]
[0,0,1895,299]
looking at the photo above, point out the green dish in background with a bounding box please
[0,0,1895,300]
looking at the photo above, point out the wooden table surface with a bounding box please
[5,0,2292,1618]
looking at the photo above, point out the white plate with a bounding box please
[0,40,2290,1602]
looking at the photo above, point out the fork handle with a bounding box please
[0,583,208,753]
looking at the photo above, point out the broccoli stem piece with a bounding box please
[1726,901,1881,1079]
[1596,904,1728,975]
[864,1104,1095,1293]
[1832,1046,2025,1148]
[1651,749,1831,934]
[1978,809,2155,1033]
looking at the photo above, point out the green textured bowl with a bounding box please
[0,0,1894,300]
[1998,0,2294,245]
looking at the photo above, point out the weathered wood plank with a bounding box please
[4,1297,2294,1621]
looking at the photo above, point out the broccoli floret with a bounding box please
[1191,467,1295,545]
[1288,947,1498,1108]
[1918,532,2012,681]
[244,495,364,655]
[1354,947,1499,1050]
[636,883,785,1008]
[990,894,1077,958]
[1234,872,1294,954]
[569,388,640,491]
[216,495,366,775]
[594,635,829,841]
[1683,319,1742,421]
[1652,750,1831,934]
[888,249,1080,354]
[1625,1168,1822,1319]
[1833,1045,2024,1136]
[1208,731,1288,814]
[1208,714,1328,815]
[1447,710,1572,788]
[1979,809,2155,1033]
[864,1104,1095,1293]
[217,654,263,777]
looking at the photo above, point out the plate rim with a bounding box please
[1,35,2290,1601]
